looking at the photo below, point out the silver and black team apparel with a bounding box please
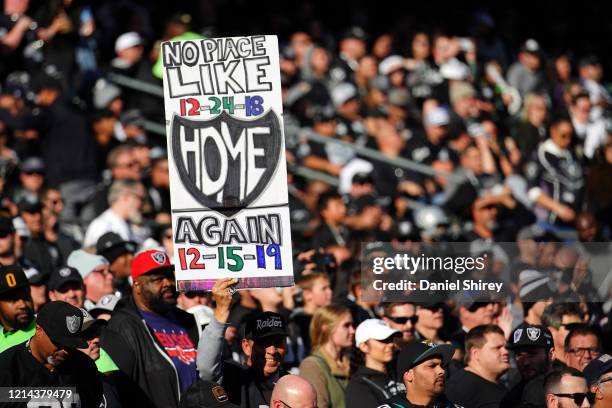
[526,139,584,225]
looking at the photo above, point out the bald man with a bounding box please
[271,375,317,408]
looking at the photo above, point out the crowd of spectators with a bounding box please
[1,1,612,408]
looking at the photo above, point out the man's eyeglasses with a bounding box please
[553,392,595,405]
[387,316,418,325]
[567,347,601,357]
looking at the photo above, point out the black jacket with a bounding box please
[221,360,287,408]
[377,393,463,408]
[0,342,103,408]
[345,366,405,408]
[100,296,199,408]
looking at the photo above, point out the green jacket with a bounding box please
[299,350,350,408]
[0,320,35,353]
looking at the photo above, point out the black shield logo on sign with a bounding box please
[171,111,282,215]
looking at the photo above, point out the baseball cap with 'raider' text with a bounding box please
[243,312,288,340]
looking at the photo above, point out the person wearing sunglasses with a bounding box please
[345,319,403,407]
[544,367,594,408]
[67,249,113,310]
[450,295,496,363]
[584,354,612,407]
[271,374,318,408]
[14,157,45,204]
[542,303,584,367]
[382,302,417,349]
[96,232,137,298]
[414,301,446,344]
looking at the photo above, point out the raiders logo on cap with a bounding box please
[527,327,541,341]
[66,315,81,334]
[59,267,72,277]
[151,251,167,265]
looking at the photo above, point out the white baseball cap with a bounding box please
[115,32,143,54]
[355,319,399,347]
[440,58,471,81]
[379,55,405,75]
[331,82,357,108]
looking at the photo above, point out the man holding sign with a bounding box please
[100,250,236,408]
[161,35,294,292]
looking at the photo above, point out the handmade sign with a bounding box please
[161,35,293,290]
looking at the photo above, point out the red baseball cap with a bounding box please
[131,249,173,280]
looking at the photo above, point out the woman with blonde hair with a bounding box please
[299,304,355,408]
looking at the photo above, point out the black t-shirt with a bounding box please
[377,393,463,408]
[0,342,103,408]
[445,369,506,408]
[499,379,526,408]
[222,360,284,408]
[312,223,351,248]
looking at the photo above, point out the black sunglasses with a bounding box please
[467,302,494,312]
[559,322,582,331]
[553,393,595,405]
[387,316,418,325]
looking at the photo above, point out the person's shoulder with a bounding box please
[521,372,546,406]
[299,354,322,371]
[0,342,25,363]
[105,298,140,328]
[446,369,485,395]
[0,342,30,382]
[523,372,546,392]
[447,367,471,383]
[507,62,524,75]
[377,393,409,408]
[222,359,249,382]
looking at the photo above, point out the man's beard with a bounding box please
[145,289,177,314]
[10,310,35,331]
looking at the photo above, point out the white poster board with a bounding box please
[161,35,294,291]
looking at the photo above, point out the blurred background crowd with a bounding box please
[1,1,612,408]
